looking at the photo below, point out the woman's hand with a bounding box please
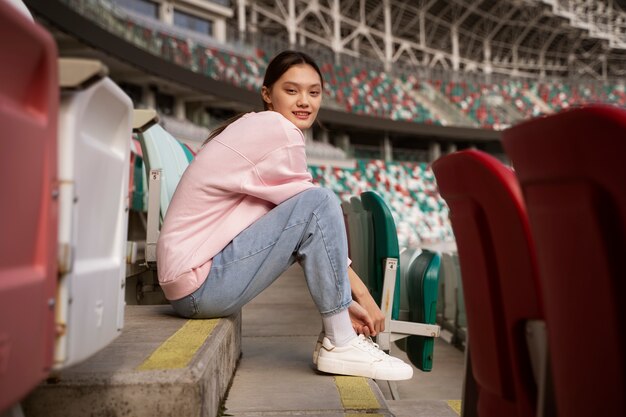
[348,300,376,336]
[347,267,386,336]
[355,291,385,336]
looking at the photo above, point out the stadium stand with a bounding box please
[503,105,626,417]
[54,58,133,369]
[51,0,626,134]
[309,160,453,249]
[433,150,547,417]
[0,2,58,412]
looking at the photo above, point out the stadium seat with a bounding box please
[349,196,376,296]
[438,252,458,334]
[404,248,441,371]
[361,191,402,320]
[502,105,626,417]
[54,58,133,369]
[344,191,441,372]
[180,142,196,162]
[130,110,158,213]
[130,138,147,212]
[137,124,190,222]
[432,150,545,417]
[399,247,421,321]
[0,2,58,411]
[136,122,190,267]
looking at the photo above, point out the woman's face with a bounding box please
[262,63,322,131]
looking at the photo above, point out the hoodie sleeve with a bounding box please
[231,113,315,205]
[242,142,316,205]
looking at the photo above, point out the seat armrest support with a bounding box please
[145,168,161,268]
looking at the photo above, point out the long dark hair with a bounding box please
[203,50,324,145]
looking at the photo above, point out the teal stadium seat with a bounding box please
[360,191,402,320]
[349,196,376,297]
[0,2,58,411]
[130,139,148,212]
[137,124,191,222]
[179,142,196,162]
[135,122,190,268]
[405,249,440,372]
[343,191,441,372]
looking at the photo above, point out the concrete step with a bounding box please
[23,305,241,417]
[387,399,461,417]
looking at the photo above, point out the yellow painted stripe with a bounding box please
[334,376,380,410]
[345,414,384,417]
[137,319,219,370]
[447,399,462,415]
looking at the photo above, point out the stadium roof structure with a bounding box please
[24,0,625,144]
[26,0,500,142]
[244,0,626,81]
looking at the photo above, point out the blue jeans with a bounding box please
[170,187,352,318]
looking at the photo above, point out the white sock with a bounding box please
[322,308,357,347]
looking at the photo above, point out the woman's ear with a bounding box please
[261,86,272,108]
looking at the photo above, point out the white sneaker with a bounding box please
[316,334,414,380]
[312,331,325,365]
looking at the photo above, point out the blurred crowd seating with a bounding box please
[309,160,453,249]
[61,0,626,132]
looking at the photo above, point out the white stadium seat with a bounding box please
[55,58,133,369]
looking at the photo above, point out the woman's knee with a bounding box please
[300,186,336,202]
[299,187,340,212]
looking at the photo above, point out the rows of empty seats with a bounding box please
[61,0,626,132]
[309,160,453,249]
[433,104,626,417]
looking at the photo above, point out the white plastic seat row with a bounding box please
[55,58,133,369]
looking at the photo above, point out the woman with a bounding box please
[157,50,413,381]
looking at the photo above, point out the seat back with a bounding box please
[341,197,374,292]
[502,105,626,417]
[137,124,190,220]
[439,251,459,332]
[361,191,401,319]
[179,141,196,162]
[432,150,543,417]
[399,247,422,321]
[130,138,147,212]
[406,249,441,371]
[0,3,58,410]
[55,60,132,369]
[352,196,376,295]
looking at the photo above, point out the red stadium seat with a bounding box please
[432,150,544,417]
[0,1,58,412]
[502,105,626,417]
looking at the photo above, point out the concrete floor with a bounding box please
[224,264,465,417]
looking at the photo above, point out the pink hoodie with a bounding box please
[156,111,316,300]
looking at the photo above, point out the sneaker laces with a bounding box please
[355,334,388,360]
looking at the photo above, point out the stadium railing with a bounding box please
[54,58,133,369]
[433,150,550,417]
[0,2,58,412]
[503,105,626,417]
